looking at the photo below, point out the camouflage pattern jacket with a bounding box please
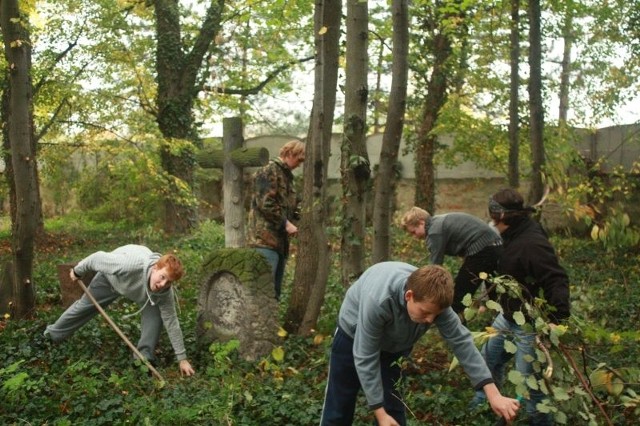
[247,157,299,256]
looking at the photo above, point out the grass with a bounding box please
[0,217,639,425]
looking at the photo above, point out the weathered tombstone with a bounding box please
[57,263,96,308]
[196,248,279,361]
[195,117,281,360]
[0,261,14,316]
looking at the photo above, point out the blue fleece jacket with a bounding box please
[338,261,494,409]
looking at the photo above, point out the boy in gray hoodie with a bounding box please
[319,262,519,426]
[45,244,195,376]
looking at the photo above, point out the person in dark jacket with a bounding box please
[470,188,570,425]
[401,207,502,316]
[247,140,305,300]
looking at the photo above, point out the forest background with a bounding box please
[0,0,639,424]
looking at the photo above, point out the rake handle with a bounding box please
[74,277,165,382]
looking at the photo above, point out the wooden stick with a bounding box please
[75,278,165,382]
[559,344,612,426]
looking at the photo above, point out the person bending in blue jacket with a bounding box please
[319,262,520,426]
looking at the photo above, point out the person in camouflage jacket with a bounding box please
[248,140,305,300]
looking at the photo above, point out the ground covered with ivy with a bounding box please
[0,216,638,425]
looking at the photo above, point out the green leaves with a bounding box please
[485,299,502,313]
[0,362,30,393]
[512,311,526,326]
[503,340,518,354]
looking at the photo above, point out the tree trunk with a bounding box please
[340,0,370,285]
[558,8,573,124]
[414,30,452,214]
[528,0,545,203]
[508,0,521,188]
[1,81,16,225]
[372,41,385,134]
[284,0,341,335]
[153,0,225,234]
[372,0,409,263]
[0,0,39,318]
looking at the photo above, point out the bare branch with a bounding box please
[57,120,145,150]
[33,19,88,95]
[202,55,314,96]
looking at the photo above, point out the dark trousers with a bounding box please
[451,245,502,314]
[320,327,410,425]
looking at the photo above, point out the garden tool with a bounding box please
[74,277,165,382]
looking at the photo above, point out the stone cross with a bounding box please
[196,117,269,247]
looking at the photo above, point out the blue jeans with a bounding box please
[320,327,410,425]
[452,244,501,314]
[473,314,553,425]
[255,248,286,300]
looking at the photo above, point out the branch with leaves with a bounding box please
[455,273,640,424]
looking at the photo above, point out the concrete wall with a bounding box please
[238,125,639,230]
[245,133,503,180]
[574,124,640,172]
[245,123,640,180]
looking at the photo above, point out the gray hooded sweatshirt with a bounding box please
[338,261,493,409]
[73,244,188,361]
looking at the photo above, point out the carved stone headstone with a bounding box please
[196,248,279,361]
[0,261,14,316]
[57,263,96,308]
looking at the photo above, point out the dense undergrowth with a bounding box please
[0,216,639,425]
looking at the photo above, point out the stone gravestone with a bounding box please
[195,116,269,248]
[57,263,96,308]
[0,261,14,316]
[196,248,280,361]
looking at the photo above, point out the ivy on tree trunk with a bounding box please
[152,0,225,234]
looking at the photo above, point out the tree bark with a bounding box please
[372,0,409,263]
[508,0,521,188]
[0,0,39,318]
[284,0,341,335]
[558,8,574,124]
[340,0,370,285]
[414,14,452,214]
[528,0,545,203]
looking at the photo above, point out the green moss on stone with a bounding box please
[201,248,272,290]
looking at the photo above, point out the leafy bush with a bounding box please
[75,158,166,227]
